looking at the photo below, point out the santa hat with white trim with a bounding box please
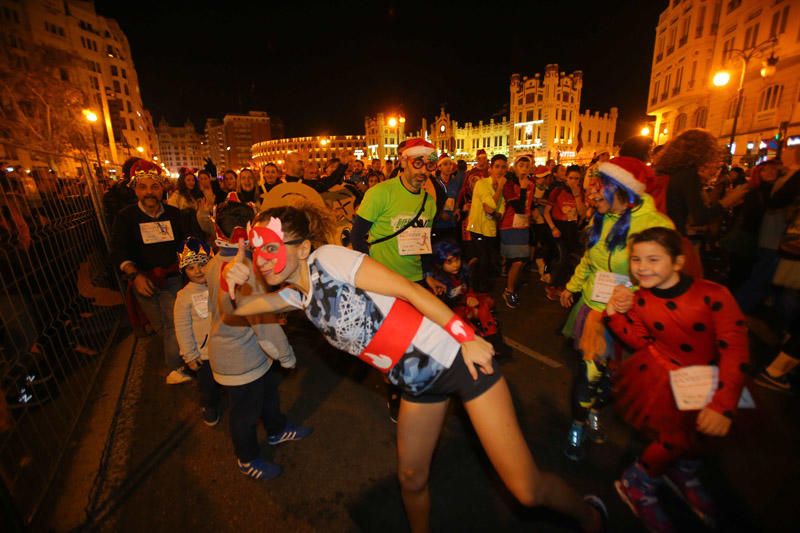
[399,138,436,158]
[598,157,647,196]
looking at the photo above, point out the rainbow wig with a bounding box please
[586,172,641,251]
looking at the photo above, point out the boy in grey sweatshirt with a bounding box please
[208,195,311,481]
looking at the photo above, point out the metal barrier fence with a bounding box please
[0,147,123,526]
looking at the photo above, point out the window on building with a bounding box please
[696,6,706,38]
[689,61,697,89]
[561,109,567,121]
[122,68,127,79]
[518,112,522,122]
[726,96,744,119]
[727,0,741,14]
[744,23,760,49]
[569,111,573,121]
[588,129,592,143]
[680,17,690,45]
[124,84,129,96]
[758,84,783,112]
[505,135,509,145]
[526,110,534,121]
[525,93,535,104]
[711,2,721,35]
[537,93,543,102]
[538,109,542,120]
[656,35,665,61]
[662,74,671,101]
[605,132,610,145]
[559,126,565,140]
[771,5,790,36]
[693,107,708,128]
[674,113,688,134]
[113,80,121,92]
[126,100,132,113]
[722,37,735,61]
[111,65,118,76]
[59,68,69,81]
[674,66,683,95]
[651,80,660,105]
[667,26,677,53]
[596,131,601,143]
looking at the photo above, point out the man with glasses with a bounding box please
[351,138,441,423]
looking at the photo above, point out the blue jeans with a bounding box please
[226,369,286,462]
[735,248,779,314]
[135,275,182,371]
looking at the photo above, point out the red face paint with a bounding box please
[248,217,288,274]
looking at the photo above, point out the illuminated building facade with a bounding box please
[509,64,617,164]
[364,113,406,161]
[156,119,204,175]
[0,0,159,166]
[252,135,366,168]
[647,0,800,163]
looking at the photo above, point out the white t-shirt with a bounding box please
[279,245,460,394]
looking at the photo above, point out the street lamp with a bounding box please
[82,109,103,178]
[640,126,651,137]
[136,146,145,154]
[712,36,778,163]
[387,117,398,128]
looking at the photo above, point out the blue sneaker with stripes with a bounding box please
[237,457,281,481]
[267,423,313,446]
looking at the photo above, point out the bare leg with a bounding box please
[396,398,449,533]
[464,378,600,531]
[506,260,523,293]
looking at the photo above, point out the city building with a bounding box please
[0,0,160,169]
[252,134,366,168]
[509,65,617,164]
[647,0,799,164]
[409,107,512,161]
[364,113,407,161]
[203,111,274,172]
[156,119,205,175]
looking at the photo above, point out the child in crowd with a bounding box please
[173,237,221,425]
[207,194,311,481]
[428,240,508,356]
[605,227,749,532]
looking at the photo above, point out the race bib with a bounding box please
[512,213,530,229]
[669,365,755,411]
[139,221,174,244]
[590,271,630,303]
[444,197,456,212]
[191,290,209,319]
[398,227,432,256]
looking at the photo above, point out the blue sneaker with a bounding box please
[267,423,313,446]
[615,462,675,533]
[564,421,586,461]
[238,457,281,481]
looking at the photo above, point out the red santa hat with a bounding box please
[598,157,647,196]
[399,138,436,158]
[533,165,550,178]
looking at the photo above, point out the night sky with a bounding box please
[95,0,666,142]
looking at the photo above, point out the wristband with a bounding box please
[444,315,476,344]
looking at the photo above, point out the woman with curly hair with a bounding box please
[654,129,750,277]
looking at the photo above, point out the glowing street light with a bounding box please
[712,70,731,87]
[388,117,398,128]
[320,138,329,146]
[136,146,144,153]
[82,109,98,122]
[399,116,406,124]
[82,109,103,178]
[640,126,651,137]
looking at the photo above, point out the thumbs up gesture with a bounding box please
[223,239,252,300]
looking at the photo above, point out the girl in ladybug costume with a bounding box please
[222,204,607,533]
[605,227,749,532]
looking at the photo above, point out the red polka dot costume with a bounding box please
[604,275,749,475]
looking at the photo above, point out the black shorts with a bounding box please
[402,350,502,404]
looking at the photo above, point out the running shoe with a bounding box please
[165,367,193,385]
[564,421,586,461]
[615,462,675,533]
[754,370,792,393]
[663,461,716,528]
[202,405,220,427]
[238,457,281,481]
[502,290,520,309]
[586,409,606,444]
[267,422,313,446]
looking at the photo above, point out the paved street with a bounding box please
[52,274,800,532]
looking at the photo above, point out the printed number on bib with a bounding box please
[192,291,209,319]
[512,213,530,229]
[398,227,432,256]
[139,221,174,244]
[590,271,630,304]
[669,365,755,411]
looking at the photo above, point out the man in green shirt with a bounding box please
[351,138,439,282]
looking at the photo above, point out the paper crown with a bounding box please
[178,237,211,270]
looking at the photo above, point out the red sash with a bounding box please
[358,299,422,373]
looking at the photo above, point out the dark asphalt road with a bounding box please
[87,274,800,532]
